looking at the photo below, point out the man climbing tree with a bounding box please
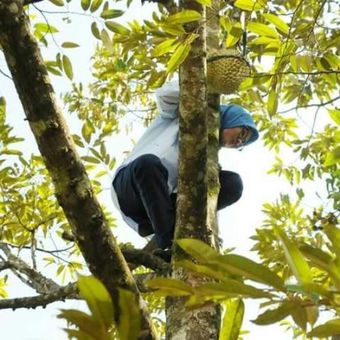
[112,80,259,262]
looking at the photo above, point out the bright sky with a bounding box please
[0,1,330,339]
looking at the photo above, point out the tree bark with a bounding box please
[165,1,221,339]
[0,1,156,338]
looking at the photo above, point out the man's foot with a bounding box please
[153,248,172,263]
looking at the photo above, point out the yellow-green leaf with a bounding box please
[253,302,295,325]
[91,22,101,40]
[167,43,191,73]
[152,38,177,57]
[166,10,202,25]
[324,146,340,167]
[248,22,278,38]
[328,109,340,125]
[81,0,91,11]
[263,13,289,35]
[48,0,64,6]
[146,278,194,296]
[177,238,221,262]
[57,310,105,339]
[118,289,141,340]
[100,9,124,19]
[161,24,186,36]
[267,89,278,116]
[77,275,114,329]
[90,0,103,12]
[307,319,340,337]
[234,0,265,11]
[105,21,130,35]
[62,55,73,80]
[195,281,272,299]
[61,42,80,48]
[275,228,312,284]
[81,156,101,164]
[220,299,244,340]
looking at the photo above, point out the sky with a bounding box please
[0,1,331,339]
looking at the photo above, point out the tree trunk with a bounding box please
[165,1,221,339]
[0,1,156,338]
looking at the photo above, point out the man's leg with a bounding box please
[113,154,175,249]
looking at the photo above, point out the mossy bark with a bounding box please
[165,1,221,339]
[0,1,156,338]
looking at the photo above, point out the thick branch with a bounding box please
[0,2,156,338]
[0,283,79,310]
[0,242,60,294]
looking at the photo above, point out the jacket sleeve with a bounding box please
[155,79,179,119]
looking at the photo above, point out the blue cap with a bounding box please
[220,104,259,146]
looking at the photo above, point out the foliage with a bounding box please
[0,0,339,338]
[58,275,141,340]
[148,237,340,338]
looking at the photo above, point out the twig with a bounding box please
[253,70,340,78]
[0,68,12,80]
[279,96,340,114]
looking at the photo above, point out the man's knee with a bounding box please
[133,154,163,175]
[217,171,243,210]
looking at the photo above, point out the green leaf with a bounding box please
[220,299,244,340]
[100,9,124,19]
[234,0,265,11]
[152,38,177,57]
[81,0,91,11]
[62,55,73,80]
[77,275,114,329]
[323,224,340,258]
[61,42,80,48]
[161,24,186,36]
[195,281,272,299]
[118,289,141,340]
[91,22,101,40]
[81,156,101,164]
[177,239,220,262]
[178,239,285,290]
[263,13,289,35]
[105,21,130,35]
[248,22,279,38]
[328,109,340,125]
[90,0,103,12]
[58,309,104,339]
[275,228,312,284]
[253,301,295,325]
[307,319,340,337]
[166,10,202,25]
[299,244,332,271]
[267,89,278,116]
[146,278,194,296]
[166,43,191,73]
[291,305,308,331]
[324,146,340,167]
[48,0,64,6]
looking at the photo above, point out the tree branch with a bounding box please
[0,283,79,310]
[279,95,340,114]
[0,242,61,294]
[253,70,340,78]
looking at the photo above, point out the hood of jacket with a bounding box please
[220,104,259,146]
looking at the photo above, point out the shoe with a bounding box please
[153,248,172,263]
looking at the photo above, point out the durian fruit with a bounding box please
[207,49,250,94]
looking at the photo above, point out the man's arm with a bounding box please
[155,80,179,119]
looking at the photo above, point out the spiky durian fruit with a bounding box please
[207,49,250,94]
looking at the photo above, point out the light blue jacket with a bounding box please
[111,81,259,232]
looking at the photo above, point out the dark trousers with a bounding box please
[113,154,243,249]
